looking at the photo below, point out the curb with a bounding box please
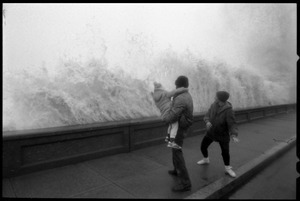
[185,135,296,199]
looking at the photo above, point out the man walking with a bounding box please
[197,91,239,178]
[164,75,194,192]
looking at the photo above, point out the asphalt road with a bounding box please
[224,146,297,199]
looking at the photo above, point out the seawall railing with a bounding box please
[3,103,296,178]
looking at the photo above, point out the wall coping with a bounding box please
[3,103,296,141]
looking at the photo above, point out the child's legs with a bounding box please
[169,121,179,139]
[167,124,172,134]
[165,125,171,141]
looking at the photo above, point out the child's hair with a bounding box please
[154,82,162,89]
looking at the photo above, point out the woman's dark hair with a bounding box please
[216,91,230,102]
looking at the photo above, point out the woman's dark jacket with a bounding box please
[203,101,238,142]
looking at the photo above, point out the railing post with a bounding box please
[247,111,251,121]
[129,126,135,152]
[3,142,22,178]
[126,126,131,153]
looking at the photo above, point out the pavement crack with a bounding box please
[69,183,112,198]
[80,162,136,198]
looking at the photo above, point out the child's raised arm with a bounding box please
[166,87,188,98]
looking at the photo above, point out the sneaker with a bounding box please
[167,141,182,149]
[225,166,236,178]
[197,157,210,165]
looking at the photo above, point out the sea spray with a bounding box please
[3,49,291,131]
[3,4,296,131]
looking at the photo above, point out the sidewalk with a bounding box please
[2,111,296,198]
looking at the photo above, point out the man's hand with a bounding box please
[231,136,239,143]
[206,122,212,130]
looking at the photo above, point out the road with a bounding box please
[224,146,297,199]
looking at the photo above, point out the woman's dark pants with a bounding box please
[200,135,230,166]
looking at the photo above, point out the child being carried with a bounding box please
[151,82,188,149]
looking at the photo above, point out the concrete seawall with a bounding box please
[2,111,296,198]
[2,104,296,178]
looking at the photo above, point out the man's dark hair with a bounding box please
[175,75,189,88]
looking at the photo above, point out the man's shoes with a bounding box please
[196,157,210,165]
[172,184,191,192]
[225,166,236,178]
[168,170,178,176]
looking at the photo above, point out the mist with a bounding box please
[3,3,297,131]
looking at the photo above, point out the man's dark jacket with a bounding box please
[203,101,238,142]
[164,91,194,129]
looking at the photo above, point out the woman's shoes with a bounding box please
[196,157,210,165]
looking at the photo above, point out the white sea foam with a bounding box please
[3,4,297,131]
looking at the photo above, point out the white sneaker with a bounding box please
[167,141,182,149]
[197,157,210,165]
[225,166,236,178]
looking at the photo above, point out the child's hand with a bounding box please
[154,82,162,89]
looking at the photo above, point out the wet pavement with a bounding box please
[2,112,296,198]
[224,146,297,199]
